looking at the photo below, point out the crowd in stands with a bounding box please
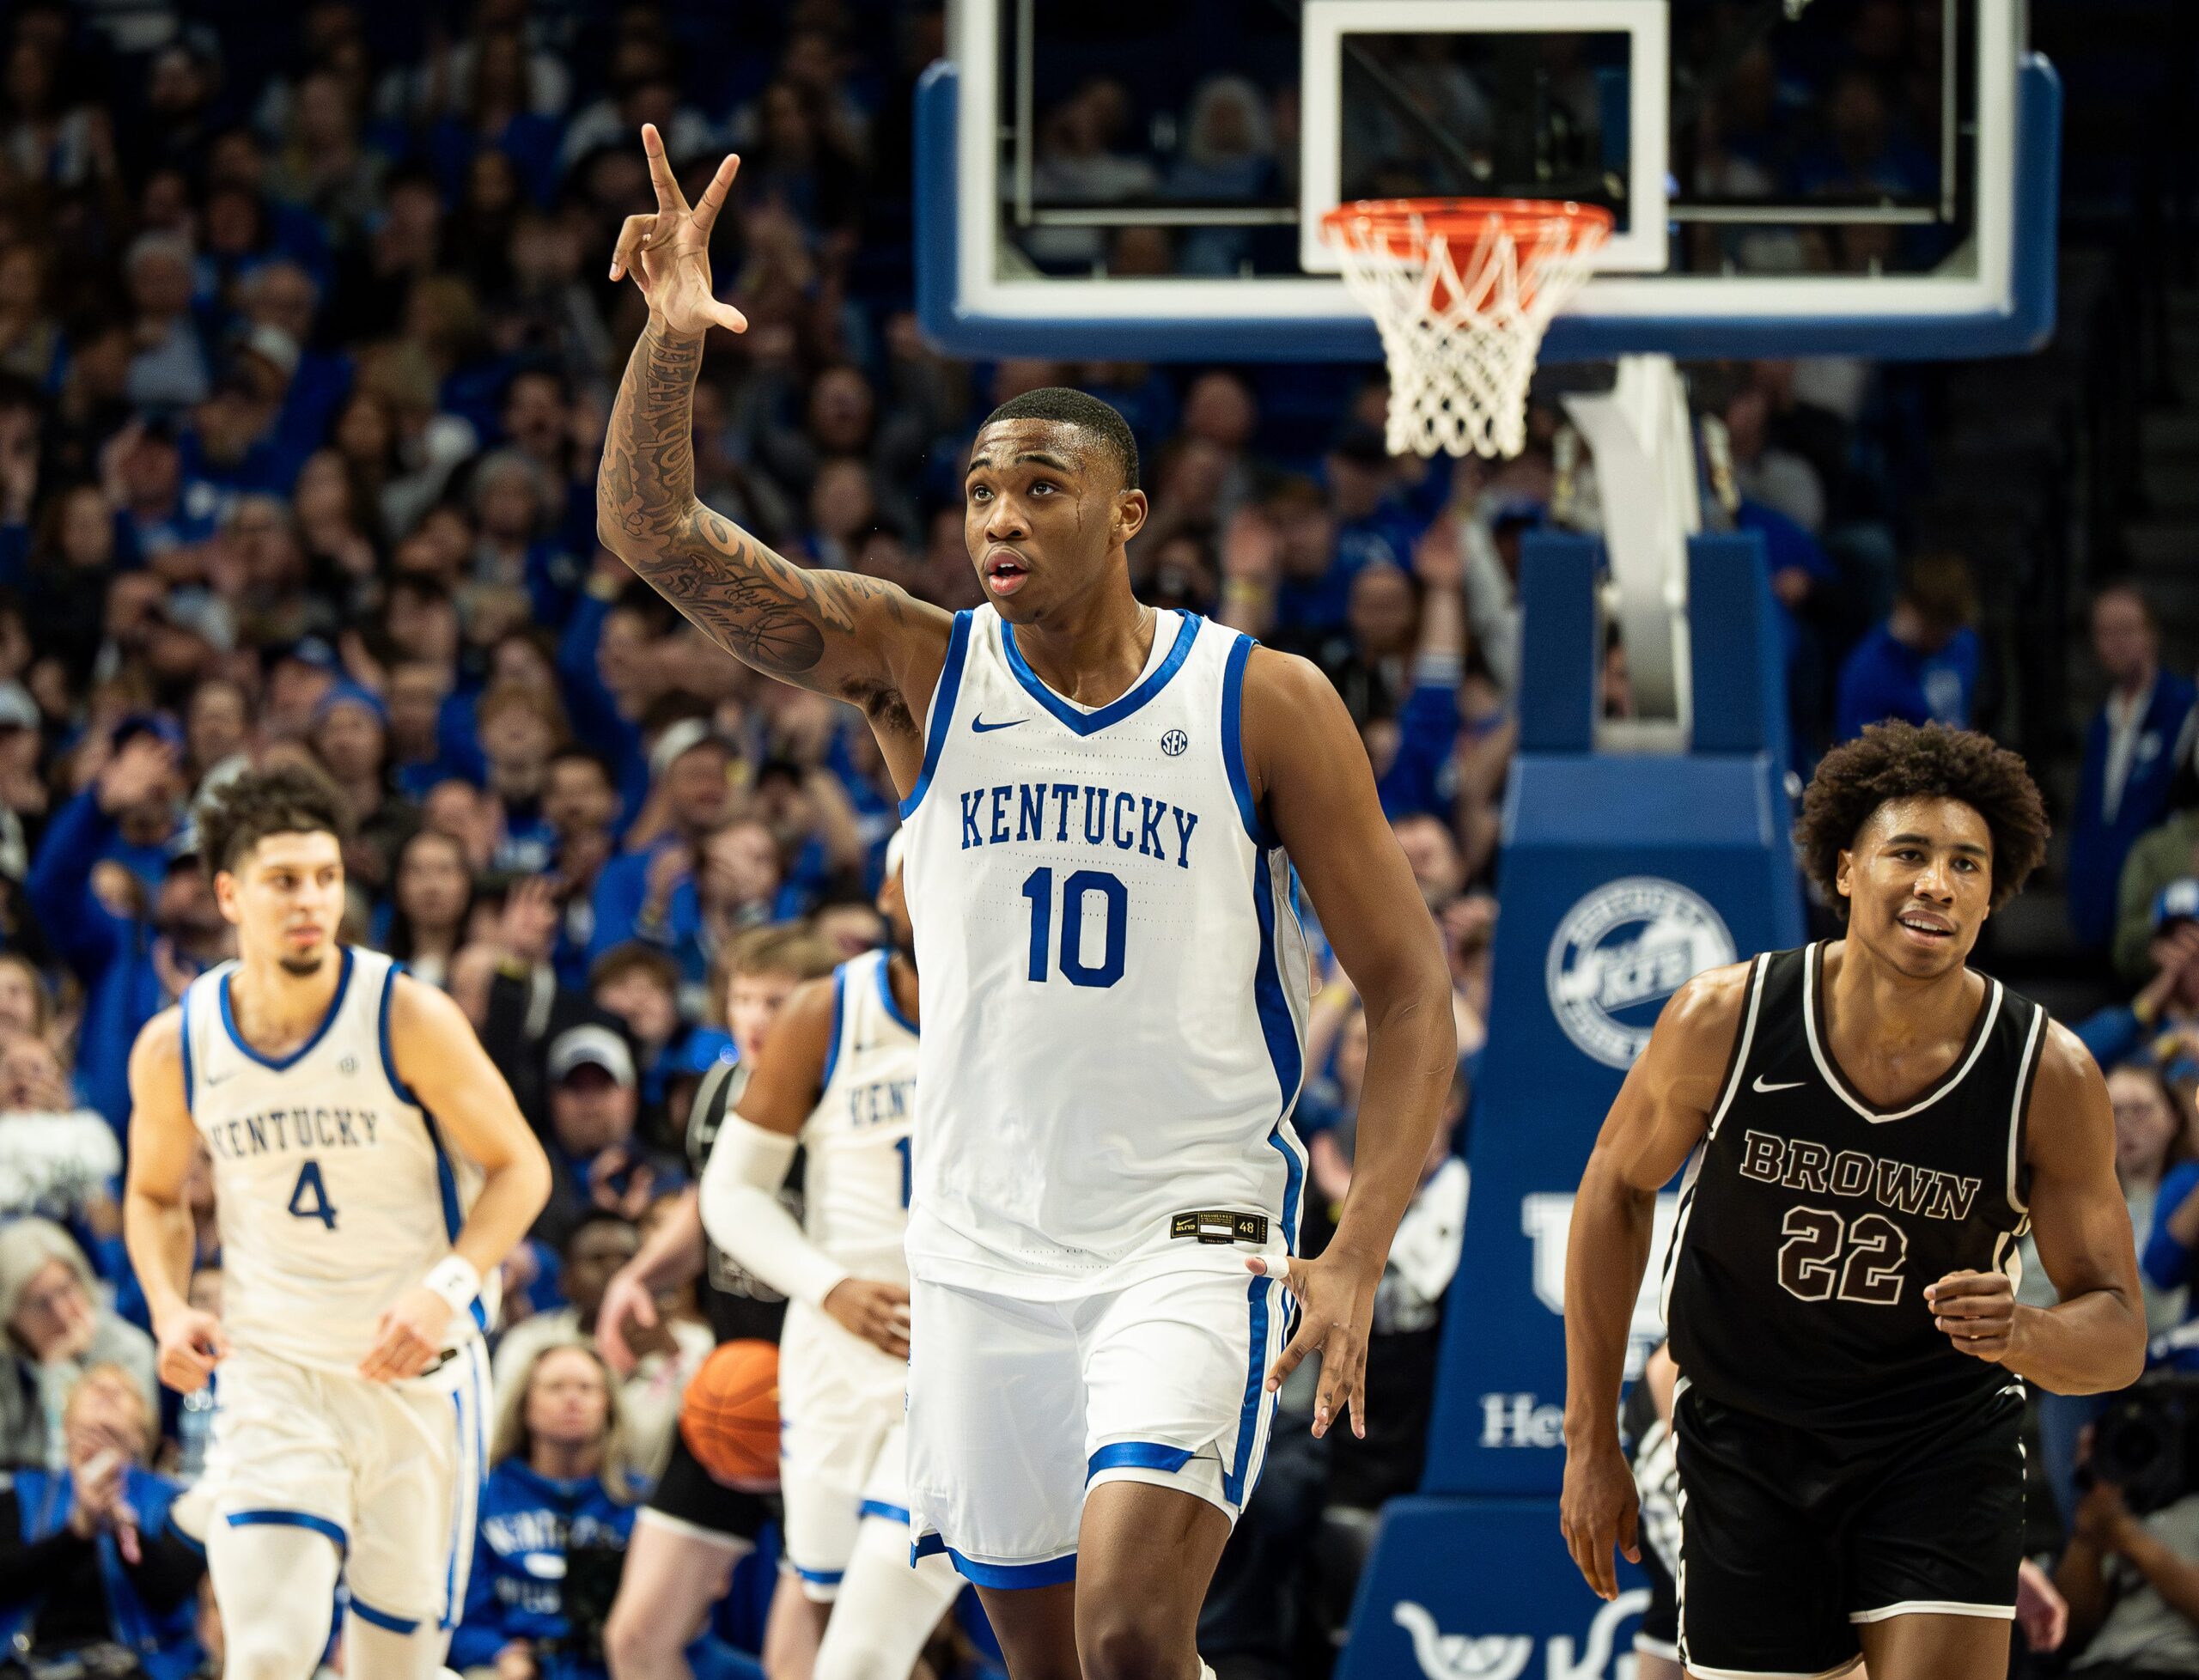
[0,0,2184,1677]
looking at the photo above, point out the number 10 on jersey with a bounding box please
[1021,867,1127,988]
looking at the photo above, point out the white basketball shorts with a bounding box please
[904,1259,1287,1587]
[198,1341,492,1633]
[777,1300,921,1602]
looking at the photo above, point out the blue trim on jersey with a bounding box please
[1086,1441,1194,1482]
[944,1546,1077,1590]
[443,1387,464,1627]
[388,992,490,1326]
[820,967,849,1090]
[858,1499,911,1525]
[227,1509,346,1550]
[350,1597,421,1636]
[1221,1276,1273,1507]
[1221,633,1272,847]
[899,610,974,819]
[220,946,356,1071]
[377,960,418,1105]
[419,1114,490,1333]
[795,1566,845,1586]
[874,953,917,1036]
[178,983,196,1117]
[1002,611,1200,737]
[1250,853,1306,1250]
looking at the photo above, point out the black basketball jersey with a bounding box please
[1661,942,2045,1440]
[687,1058,794,1346]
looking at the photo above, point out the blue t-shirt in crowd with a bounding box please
[2068,673,2197,951]
[1833,623,1979,744]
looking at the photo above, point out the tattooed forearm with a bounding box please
[596,320,909,688]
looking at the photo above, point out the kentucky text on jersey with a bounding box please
[1737,1128,1983,1222]
[846,1077,912,1129]
[957,782,1201,867]
[202,1105,382,1162]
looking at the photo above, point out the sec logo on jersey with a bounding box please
[1160,728,1188,757]
[1544,877,1734,1068]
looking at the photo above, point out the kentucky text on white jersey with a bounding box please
[179,947,492,1373]
[806,946,921,1282]
[898,607,1311,1294]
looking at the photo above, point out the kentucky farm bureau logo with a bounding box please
[1392,1592,1648,1680]
[1546,877,1734,1068]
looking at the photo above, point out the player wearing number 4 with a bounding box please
[596,125,1455,1680]
[121,766,551,1680]
[1562,722,2146,1680]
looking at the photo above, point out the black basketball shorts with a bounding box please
[642,1429,777,1548]
[1672,1379,2024,1679]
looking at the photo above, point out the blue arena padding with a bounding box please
[1337,529,1803,1674]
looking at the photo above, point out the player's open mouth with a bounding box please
[984,551,1030,596]
[1897,912,1954,944]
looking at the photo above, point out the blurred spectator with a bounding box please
[0,1218,156,1469]
[2056,1441,2199,1676]
[27,732,222,1128]
[104,418,218,568]
[123,233,210,410]
[587,720,734,969]
[311,681,417,892]
[2031,1062,2190,1525]
[2117,835,2199,988]
[2083,885,2199,1071]
[533,1023,682,1253]
[380,825,475,989]
[477,680,566,875]
[1832,553,1980,743]
[1025,79,1160,267]
[594,925,840,1379]
[266,68,387,243]
[1166,79,1280,275]
[544,747,621,980]
[492,1213,710,1482]
[453,1342,644,1680]
[426,28,565,210]
[2071,587,2196,957]
[0,1030,122,1247]
[0,1362,204,1680]
[1722,379,1825,536]
[588,943,687,1108]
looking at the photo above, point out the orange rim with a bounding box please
[1320,197,1615,257]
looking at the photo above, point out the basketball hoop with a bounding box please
[1320,198,1614,460]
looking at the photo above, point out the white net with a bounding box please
[1322,200,1612,460]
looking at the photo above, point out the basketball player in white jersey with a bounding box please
[121,766,552,1680]
[698,838,962,1680]
[600,128,1453,1679]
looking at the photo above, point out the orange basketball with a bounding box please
[679,1339,781,1490]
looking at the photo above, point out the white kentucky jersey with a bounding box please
[801,947,920,1283]
[180,947,492,1374]
[898,606,1311,1296]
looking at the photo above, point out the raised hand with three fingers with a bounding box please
[608,125,749,338]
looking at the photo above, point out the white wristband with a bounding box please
[423,1256,482,1316]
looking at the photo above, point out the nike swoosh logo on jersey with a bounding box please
[1751,1074,1806,1093]
[972,715,1025,733]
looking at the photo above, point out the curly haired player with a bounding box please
[1561,721,2145,1680]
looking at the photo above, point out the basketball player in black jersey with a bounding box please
[1562,722,2146,1680]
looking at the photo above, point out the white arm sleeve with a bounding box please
[697,1114,850,1311]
